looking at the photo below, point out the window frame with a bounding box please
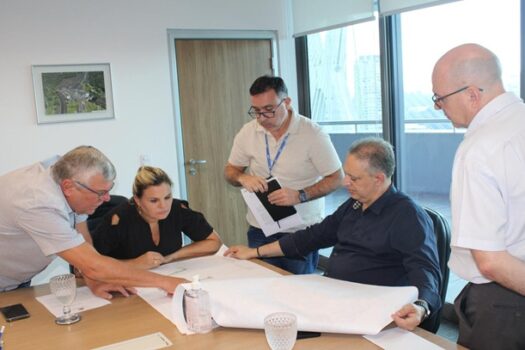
[295,0,525,271]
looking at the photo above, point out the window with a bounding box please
[397,0,521,303]
[305,19,383,259]
[307,19,382,134]
[298,0,522,300]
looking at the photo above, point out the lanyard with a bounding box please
[265,133,290,176]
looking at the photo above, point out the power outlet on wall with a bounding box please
[139,154,151,166]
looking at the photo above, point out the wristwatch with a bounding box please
[298,189,308,203]
[414,299,430,321]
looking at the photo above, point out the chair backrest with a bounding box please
[87,195,128,232]
[421,206,452,333]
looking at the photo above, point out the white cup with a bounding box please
[264,312,297,350]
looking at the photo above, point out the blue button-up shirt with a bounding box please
[279,186,441,313]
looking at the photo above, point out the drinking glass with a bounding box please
[264,312,297,350]
[49,273,81,325]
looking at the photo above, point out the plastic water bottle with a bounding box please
[184,275,213,333]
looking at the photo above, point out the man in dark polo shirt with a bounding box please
[225,137,441,331]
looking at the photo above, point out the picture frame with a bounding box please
[32,63,114,124]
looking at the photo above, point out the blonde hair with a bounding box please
[132,166,172,198]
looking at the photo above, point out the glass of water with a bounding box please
[49,273,81,325]
[264,312,297,350]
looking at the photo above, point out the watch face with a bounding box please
[414,300,430,316]
[299,190,307,202]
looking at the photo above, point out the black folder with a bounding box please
[254,178,297,222]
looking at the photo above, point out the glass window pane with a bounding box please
[398,0,520,302]
[306,18,383,259]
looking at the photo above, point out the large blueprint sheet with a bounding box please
[173,274,417,335]
[136,252,417,336]
[136,253,280,327]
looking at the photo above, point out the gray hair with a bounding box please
[51,145,116,183]
[348,137,395,178]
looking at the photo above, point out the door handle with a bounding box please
[188,159,207,166]
[187,159,207,176]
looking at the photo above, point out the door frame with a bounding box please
[167,29,280,200]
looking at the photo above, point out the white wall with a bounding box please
[0,0,297,197]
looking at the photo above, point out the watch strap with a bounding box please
[414,299,430,321]
[298,189,308,203]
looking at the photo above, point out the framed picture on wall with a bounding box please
[32,63,114,124]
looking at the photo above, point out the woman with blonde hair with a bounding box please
[92,166,221,269]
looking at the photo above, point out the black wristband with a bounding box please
[256,246,262,257]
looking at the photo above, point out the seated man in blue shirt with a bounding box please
[225,137,441,331]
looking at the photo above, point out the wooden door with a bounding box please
[175,39,273,246]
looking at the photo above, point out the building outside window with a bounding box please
[300,0,521,303]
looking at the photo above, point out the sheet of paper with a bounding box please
[137,251,417,336]
[241,188,303,236]
[36,286,111,317]
[172,273,417,335]
[364,328,445,350]
[136,252,281,326]
[91,332,172,350]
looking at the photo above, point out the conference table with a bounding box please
[0,260,466,350]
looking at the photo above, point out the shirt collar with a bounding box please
[363,185,398,215]
[47,166,75,216]
[466,92,521,137]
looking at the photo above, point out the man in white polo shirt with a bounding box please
[224,75,343,274]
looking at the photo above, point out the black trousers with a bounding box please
[455,282,525,350]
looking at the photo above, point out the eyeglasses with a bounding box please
[247,99,285,119]
[432,86,484,106]
[74,180,113,199]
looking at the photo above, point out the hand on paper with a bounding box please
[131,251,166,270]
[238,174,268,193]
[267,188,300,206]
[223,245,256,260]
[164,276,190,295]
[391,303,425,330]
[84,275,137,300]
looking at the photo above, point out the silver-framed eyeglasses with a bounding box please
[432,86,484,105]
[248,99,285,119]
[74,180,113,199]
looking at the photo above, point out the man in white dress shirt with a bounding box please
[0,146,185,297]
[432,43,525,350]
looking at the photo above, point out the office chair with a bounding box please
[420,207,452,333]
[86,194,128,232]
[69,195,128,274]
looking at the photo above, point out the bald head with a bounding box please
[432,44,506,127]
[433,43,504,96]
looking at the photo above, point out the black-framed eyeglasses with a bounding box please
[247,99,285,119]
[74,180,114,199]
[432,86,484,105]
